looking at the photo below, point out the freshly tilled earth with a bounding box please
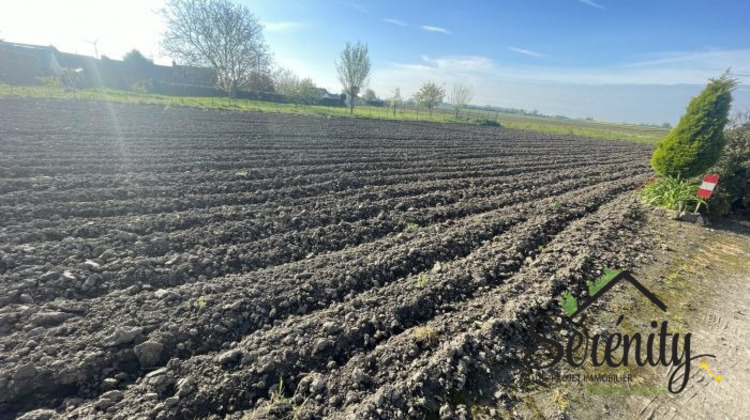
[0,98,655,419]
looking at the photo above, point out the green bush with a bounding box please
[651,73,737,178]
[710,112,750,215]
[640,176,706,212]
[475,119,501,127]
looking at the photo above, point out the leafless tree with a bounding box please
[389,88,403,116]
[362,88,378,102]
[161,0,272,97]
[272,67,319,106]
[272,67,299,96]
[336,41,371,114]
[449,83,474,119]
[414,82,445,117]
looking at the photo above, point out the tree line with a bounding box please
[160,0,475,115]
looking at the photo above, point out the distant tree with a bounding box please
[414,82,445,117]
[389,87,403,116]
[336,41,371,114]
[661,122,672,129]
[289,78,320,105]
[246,72,275,92]
[651,72,738,178]
[161,0,272,97]
[272,68,319,105]
[122,49,153,82]
[448,83,473,119]
[123,50,153,67]
[272,67,299,96]
[362,88,378,102]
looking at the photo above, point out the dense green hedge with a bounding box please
[651,74,737,178]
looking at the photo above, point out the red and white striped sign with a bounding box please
[697,174,719,199]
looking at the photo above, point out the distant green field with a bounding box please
[0,83,668,144]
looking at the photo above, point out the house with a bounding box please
[0,41,62,83]
[0,40,217,90]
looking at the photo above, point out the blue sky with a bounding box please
[2,0,749,123]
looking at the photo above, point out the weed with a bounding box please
[247,377,310,420]
[665,272,685,282]
[416,273,428,288]
[270,377,289,406]
[192,296,208,309]
[550,389,569,410]
[413,326,438,345]
[404,222,420,232]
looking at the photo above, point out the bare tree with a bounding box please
[362,88,378,102]
[414,82,445,117]
[272,67,299,96]
[336,41,371,114]
[389,88,403,116]
[272,67,320,106]
[161,0,272,97]
[449,83,473,119]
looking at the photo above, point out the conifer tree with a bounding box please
[651,72,737,178]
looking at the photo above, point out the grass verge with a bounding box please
[0,83,666,144]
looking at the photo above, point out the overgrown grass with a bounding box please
[404,222,421,233]
[0,82,667,143]
[639,176,706,212]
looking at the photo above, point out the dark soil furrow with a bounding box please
[0,157,644,223]
[0,167,640,306]
[112,181,641,419]
[0,176,645,415]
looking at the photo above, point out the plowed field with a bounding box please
[0,98,656,419]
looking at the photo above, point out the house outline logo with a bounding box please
[560,269,667,318]
[524,268,721,394]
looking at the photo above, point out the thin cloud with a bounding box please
[420,25,451,34]
[579,0,605,9]
[420,55,493,71]
[340,1,369,14]
[618,50,735,68]
[262,21,307,33]
[383,18,406,27]
[509,47,546,58]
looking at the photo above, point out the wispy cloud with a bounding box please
[419,55,493,71]
[340,1,369,14]
[579,0,605,9]
[618,50,737,68]
[509,47,546,58]
[383,18,406,27]
[420,25,451,34]
[262,21,307,33]
[365,51,750,124]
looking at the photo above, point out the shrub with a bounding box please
[475,118,501,127]
[639,176,706,212]
[710,112,750,216]
[404,222,420,233]
[651,73,737,178]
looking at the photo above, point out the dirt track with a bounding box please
[0,98,657,419]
